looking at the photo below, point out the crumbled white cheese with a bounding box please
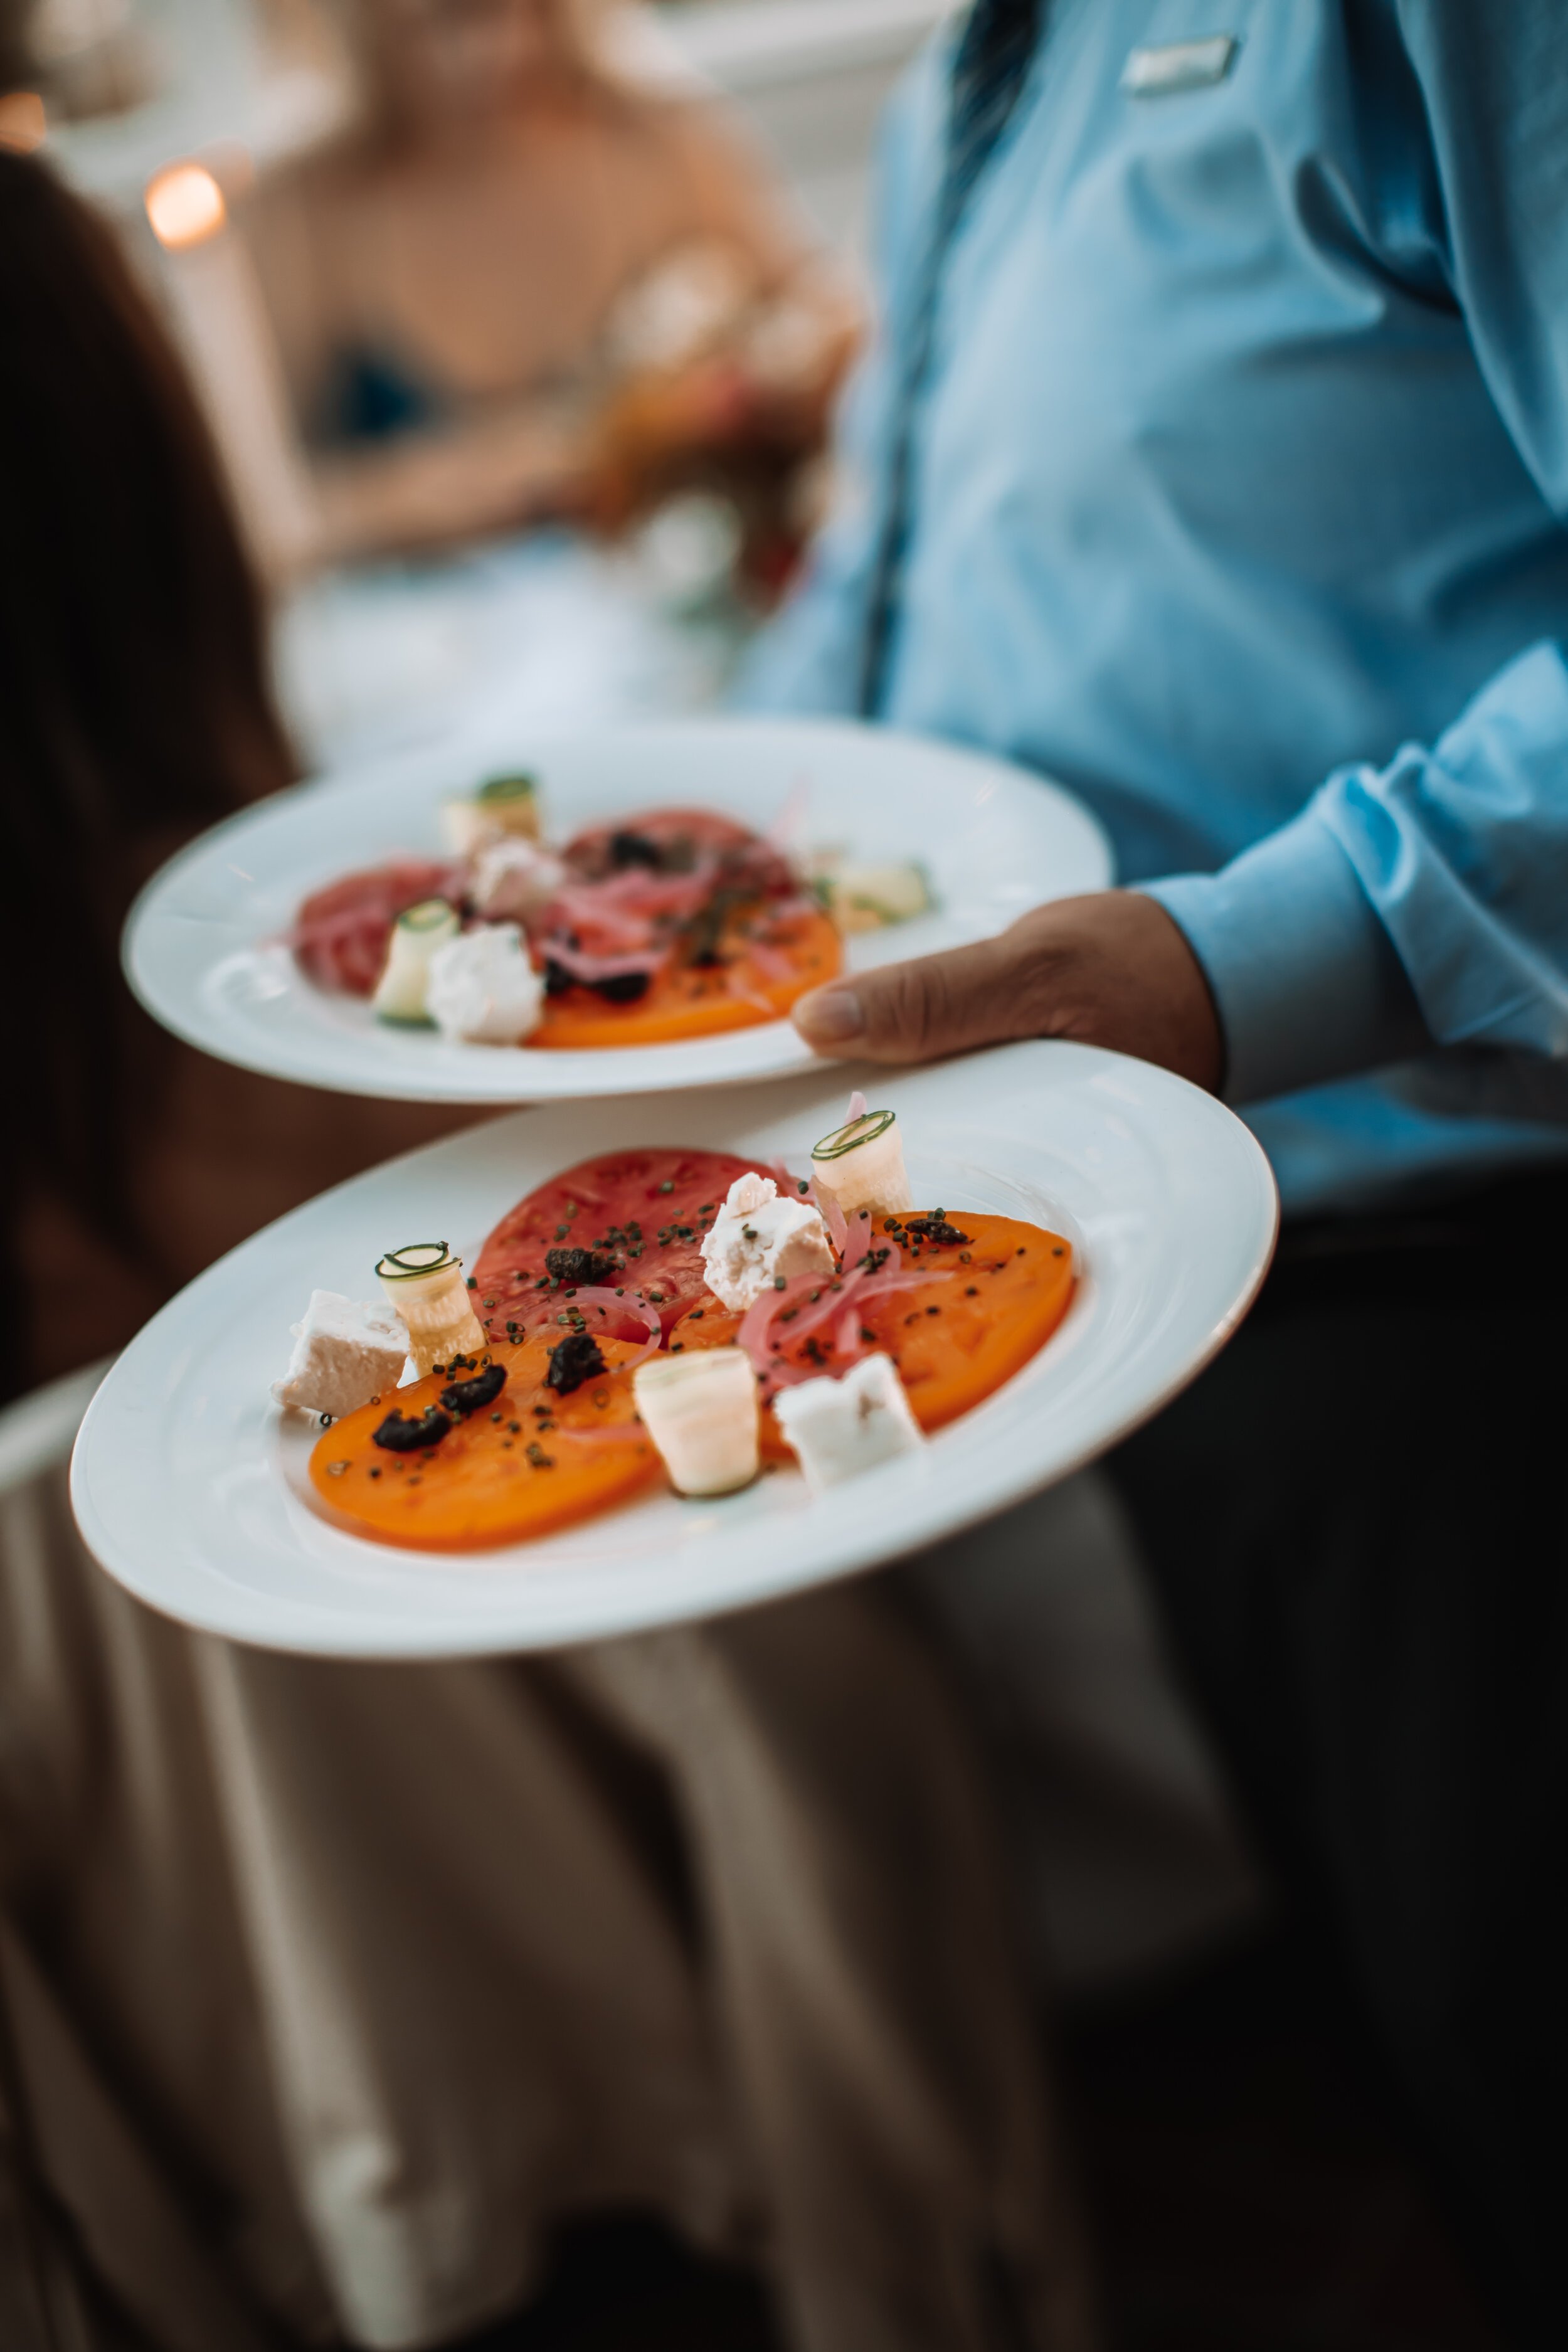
[272,1291,408,1418]
[700,1172,835,1311]
[468,835,564,922]
[425,924,544,1044]
[633,1347,759,1495]
[772,1353,924,1493]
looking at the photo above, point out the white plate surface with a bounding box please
[124,718,1111,1103]
[72,1046,1276,1659]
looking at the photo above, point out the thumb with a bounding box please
[791,935,1022,1064]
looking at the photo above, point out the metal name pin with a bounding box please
[1121,34,1239,97]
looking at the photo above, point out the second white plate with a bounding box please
[124,717,1112,1103]
[71,1044,1276,1660]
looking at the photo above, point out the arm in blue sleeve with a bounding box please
[1146,642,1568,1104]
[1146,4,1568,1108]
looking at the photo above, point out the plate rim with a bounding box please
[70,1042,1278,1660]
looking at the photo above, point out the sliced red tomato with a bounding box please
[292,859,464,995]
[561,807,760,874]
[470,1147,768,1347]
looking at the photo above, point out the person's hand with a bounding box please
[791,891,1225,1093]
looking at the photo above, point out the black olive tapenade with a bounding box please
[545,1332,608,1395]
[438,1362,507,1417]
[544,1246,617,1286]
[373,1406,454,1453]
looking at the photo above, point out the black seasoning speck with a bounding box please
[903,1215,972,1248]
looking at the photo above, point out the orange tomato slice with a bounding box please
[307,1334,659,1552]
[667,1212,1075,1449]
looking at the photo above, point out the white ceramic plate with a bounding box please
[124,718,1111,1103]
[72,1044,1276,1659]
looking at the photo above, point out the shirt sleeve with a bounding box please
[1146,644,1568,1102]
[1145,3,1568,1108]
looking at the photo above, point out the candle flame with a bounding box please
[0,91,46,154]
[146,162,226,252]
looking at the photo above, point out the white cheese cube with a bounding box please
[425,923,544,1044]
[633,1347,759,1495]
[272,1291,408,1418]
[700,1172,836,1311]
[772,1353,924,1493]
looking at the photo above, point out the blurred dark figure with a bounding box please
[0,147,466,1397]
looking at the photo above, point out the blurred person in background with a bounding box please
[0,142,469,1397]
[243,0,859,583]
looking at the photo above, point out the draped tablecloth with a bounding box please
[0,1365,1104,2352]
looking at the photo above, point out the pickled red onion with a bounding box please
[549,1416,650,1450]
[738,1266,871,1377]
[541,940,669,987]
[566,1288,661,1365]
[844,1210,882,1270]
[543,891,657,951]
[810,1179,848,1254]
[846,1090,867,1120]
[834,1304,865,1363]
[746,938,798,985]
[861,1267,955,1300]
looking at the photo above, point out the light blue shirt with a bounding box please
[741,0,1568,1214]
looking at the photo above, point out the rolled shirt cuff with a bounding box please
[1140,810,1430,1106]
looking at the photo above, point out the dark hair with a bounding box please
[0,149,294,1369]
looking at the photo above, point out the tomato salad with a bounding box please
[289,787,842,1050]
[287,1106,1077,1554]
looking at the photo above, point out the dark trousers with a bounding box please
[1106,1169,1568,2350]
